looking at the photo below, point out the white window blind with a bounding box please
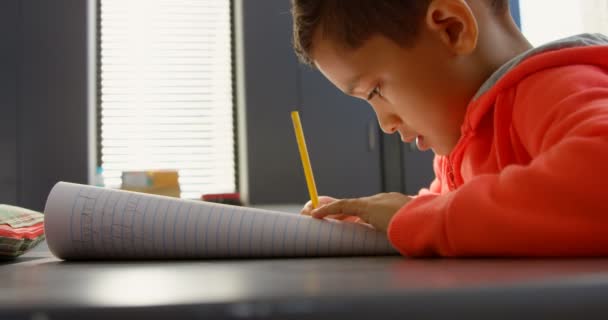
[99,0,235,199]
[520,0,608,46]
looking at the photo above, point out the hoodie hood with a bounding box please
[464,33,608,134]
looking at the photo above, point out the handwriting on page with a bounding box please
[66,185,395,259]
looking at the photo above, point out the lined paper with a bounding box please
[43,182,397,260]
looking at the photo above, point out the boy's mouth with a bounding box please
[399,132,430,151]
[415,135,430,151]
[399,132,416,143]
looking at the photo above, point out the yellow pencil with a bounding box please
[291,111,320,209]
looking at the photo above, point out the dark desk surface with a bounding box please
[2,242,608,320]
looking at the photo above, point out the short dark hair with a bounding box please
[292,0,509,66]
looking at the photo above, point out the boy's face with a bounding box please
[311,30,478,156]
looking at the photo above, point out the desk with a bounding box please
[2,242,608,319]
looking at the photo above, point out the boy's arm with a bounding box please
[388,65,608,257]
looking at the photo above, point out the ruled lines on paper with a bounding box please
[60,184,396,259]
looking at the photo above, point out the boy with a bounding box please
[294,0,608,257]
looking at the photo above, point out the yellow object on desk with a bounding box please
[291,111,319,209]
[121,170,181,198]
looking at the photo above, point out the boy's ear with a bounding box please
[425,0,478,55]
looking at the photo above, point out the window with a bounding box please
[519,0,608,46]
[99,0,235,199]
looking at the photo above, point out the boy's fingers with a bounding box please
[325,214,351,220]
[301,196,337,216]
[300,201,314,215]
[329,215,363,223]
[311,198,367,220]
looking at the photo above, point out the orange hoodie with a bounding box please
[388,34,608,257]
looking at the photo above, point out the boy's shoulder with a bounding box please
[510,62,607,131]
[515,63,607,102]
[508,53,608,155]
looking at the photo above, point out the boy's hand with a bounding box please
[310,193,412,233]
[300,196,363,223]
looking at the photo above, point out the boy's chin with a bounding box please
[430,137,461,156]
[432,146,454,156]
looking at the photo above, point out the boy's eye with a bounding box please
[367,86,381,101]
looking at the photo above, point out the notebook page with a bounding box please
[44,182,397,259]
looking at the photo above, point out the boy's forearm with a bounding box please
[389,134,608,257]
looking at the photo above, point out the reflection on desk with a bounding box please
[1,242,608,319]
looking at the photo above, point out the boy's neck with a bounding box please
[478,18,533,81]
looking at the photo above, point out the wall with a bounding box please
[0,0,91,211]
[0,1,19,205]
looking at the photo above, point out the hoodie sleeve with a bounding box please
[388,65,608,257]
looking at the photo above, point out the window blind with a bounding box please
[520,0,608,46]
[99,0,235,199]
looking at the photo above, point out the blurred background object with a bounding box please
[520,0,608,46]
[121,170,181,198]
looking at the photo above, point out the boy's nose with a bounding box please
[377,116,399,134]
[379,123,397,134]
[370,103,400,134]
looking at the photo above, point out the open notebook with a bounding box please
[44,182,397,259]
